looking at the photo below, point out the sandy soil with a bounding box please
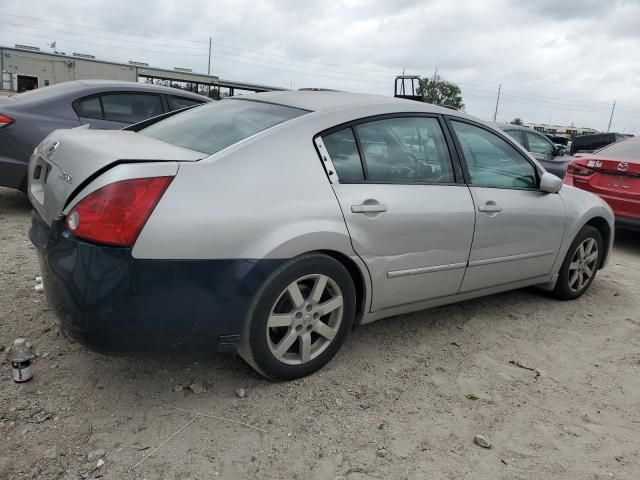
[1,185,639,480]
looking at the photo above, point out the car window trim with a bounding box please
[442,115,543,192]
[314,112,466,186]
[72,91,166,123]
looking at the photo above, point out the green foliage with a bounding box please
[511,118,524,126]
[416,74,465,110]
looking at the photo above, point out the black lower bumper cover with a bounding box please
[29,212,282,353]
[616,216,640,231]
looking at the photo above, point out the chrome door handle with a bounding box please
[351,203,387,213]
[478,203,502,213]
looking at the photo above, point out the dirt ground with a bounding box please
[1,185,639,480]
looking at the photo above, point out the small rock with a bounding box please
[43,446,58,459]
[189,383,206,395]
[473,435,492,449]
[87,449,106,462]
[376,447,387,458]
[235,388,246,398]
[96,459,104,468]
[173,385,183,392]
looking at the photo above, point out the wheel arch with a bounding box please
[584,216,612,268]
[316,249,369,325]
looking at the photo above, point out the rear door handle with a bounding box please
[478,203,502,213]
[351,203,387,213]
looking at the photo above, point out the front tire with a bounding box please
[240,253,356,380]
[553,225,603,300]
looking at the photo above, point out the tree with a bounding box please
[511,118,524,126]
[416,74,464,110]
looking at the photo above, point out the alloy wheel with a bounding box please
[266,274,344,365]
[568,237,599,293]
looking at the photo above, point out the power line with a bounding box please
[1,28,209,56]
[0,12,207,44]
[0,14,403,77]
[0,20,209,50]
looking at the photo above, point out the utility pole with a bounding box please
[607,100,616,132]
[207,36,212,75]
[493,83,501,122]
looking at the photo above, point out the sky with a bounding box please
[1,0,640,132]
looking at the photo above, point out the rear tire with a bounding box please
[552,225,603,300]
[240,253,356,380]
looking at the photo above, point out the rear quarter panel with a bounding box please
[133,112,357,262]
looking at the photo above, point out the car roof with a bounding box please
[234,90,461,114]
[10,80,209,103]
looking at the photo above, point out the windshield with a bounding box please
[596,139,640,160]
[140,99,307,155]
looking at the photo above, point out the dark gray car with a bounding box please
[0,80,210,192]
[494,123,572,178]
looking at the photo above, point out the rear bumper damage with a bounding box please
[29,211,282,353]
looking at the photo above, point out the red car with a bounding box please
[564,137,640,230]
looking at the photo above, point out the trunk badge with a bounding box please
[58,171,73,184]
[617,162,629,172]
[45,141,59,157]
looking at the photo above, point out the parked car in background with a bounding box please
[564,137,640,231]
[570,132,631,156]
[0,80,210,192]
[495,123,572,178]
[28,91,614,380]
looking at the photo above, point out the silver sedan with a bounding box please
[27,91,614,380]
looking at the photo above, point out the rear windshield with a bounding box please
[140,99,307,155]
[596,139,640,159]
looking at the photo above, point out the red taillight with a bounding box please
[567,163,595,176]
[66,176,174,247]
[0,114,14,128]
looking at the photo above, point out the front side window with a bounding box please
[525,132,554,155]
[141,99,307,155]
[101,94,163,123]
[451,121,537,189]
[354,116,454,183]
[321,128,364,182]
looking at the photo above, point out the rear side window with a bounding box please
[322,128,364,182]
[101,94,163,123]
[354,117,454,183]
[505,129,525,147]
[167,96,204,111]
[141,99,307,155]
[75,97,102,119]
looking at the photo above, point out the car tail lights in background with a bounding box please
[0,114,14,128]
[566,162,595,176]
[66,176,174,247]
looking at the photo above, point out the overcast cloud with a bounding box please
[2,0,640,132]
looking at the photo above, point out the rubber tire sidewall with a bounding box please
[553,225,603,300]
[241,253,356,381]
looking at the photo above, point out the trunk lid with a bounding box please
[28,128,207,225]
[572,156,640,199]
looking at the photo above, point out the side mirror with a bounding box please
[553,145,566,156]
[539,171,563,193]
